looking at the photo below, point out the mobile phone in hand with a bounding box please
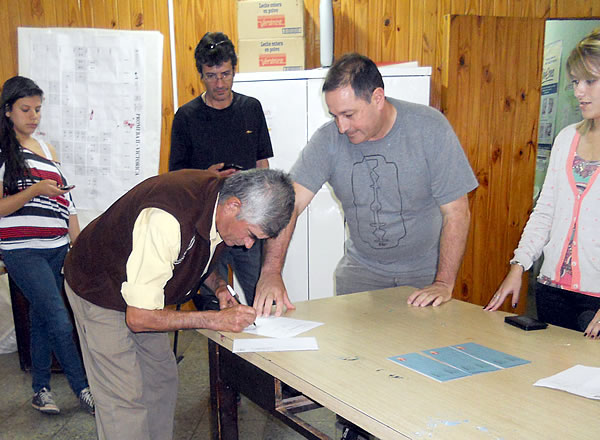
[59,184,75,191]
[218,163,244,171]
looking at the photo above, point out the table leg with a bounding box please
[208,339,239,440]
[206,338,335,440]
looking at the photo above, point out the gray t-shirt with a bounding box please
[291,98,478,278]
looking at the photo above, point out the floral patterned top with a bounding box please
[539,153,600,291]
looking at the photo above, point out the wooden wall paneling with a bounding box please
[366,0,384,61]
[433,0,453,110]
[153,0,175,174]
[211,0,237,37]
[130,0,146,28]
[17,1,45,27]
[495,17,523,306]
[393,0,411,63]
[140,0,158,30]
[443,15,543,309]
[422,0,439,105]
[447,0,465,14]
[478,0,495,15]
[409,0,424,62]
[172,0,202,107]
[467,0,483,14]
[533,0,551,18]
[0,3,18,82]
[472,15,508,307]
[491,0,510,16]
[471,17,501,306]
[198,0,237,41]
[548,0,559,16]
[442,14,474,301]
[508,0,536,17]
[172,0,238,110]
[351,0,370,56]
[303,0,319,68]
[54,0,91,27]
[507,19,543,310]
[505,19,540,274]
[455,15,484,303]
[379,0,396,62]
[552,0,594,18]
[37,0,59,25]
[90,0,119,29]
[485,17,520,310]
[116,0,133,28]
[79,0,95,27]
[449,0,476,15]
[333,0,355,56]
[422,0,438,67]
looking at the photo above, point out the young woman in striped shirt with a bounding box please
[0,76,93,415]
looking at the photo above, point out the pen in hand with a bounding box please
[226,284,256,327]
[226,284,244,305]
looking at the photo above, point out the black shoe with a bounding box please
[337,416,370,440]
[78,387,95,415]
[341,426,360,440]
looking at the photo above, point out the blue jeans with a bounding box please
[3,245,88,395]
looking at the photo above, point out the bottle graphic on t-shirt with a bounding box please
[352,155,405,249]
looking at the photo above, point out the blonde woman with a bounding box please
[486,29,600,340]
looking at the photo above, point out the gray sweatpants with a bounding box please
[334,254,435,295]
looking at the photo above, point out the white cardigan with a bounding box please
[512,124,600,296]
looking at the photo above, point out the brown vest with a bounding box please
[64,170,224,312]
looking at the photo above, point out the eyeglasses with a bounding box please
[203,71,233,82]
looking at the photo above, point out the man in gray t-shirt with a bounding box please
[254,53,478,317]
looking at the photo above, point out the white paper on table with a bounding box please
[533,365,600,400]
[233,337,319,353]
[243,316,323,338]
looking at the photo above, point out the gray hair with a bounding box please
[219,168,295,238]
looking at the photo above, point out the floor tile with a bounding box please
[0,330,339,440]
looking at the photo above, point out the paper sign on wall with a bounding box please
[18,27,163,226]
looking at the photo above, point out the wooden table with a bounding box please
[199,287,599,440]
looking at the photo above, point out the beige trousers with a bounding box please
[65,282,178,440]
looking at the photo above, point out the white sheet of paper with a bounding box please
[243,316,323,338]
[233,337,319,353]
[533,364,600,400]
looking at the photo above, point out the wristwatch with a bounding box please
[510,260,525,270]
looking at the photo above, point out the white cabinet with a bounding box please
[233,65,431,302]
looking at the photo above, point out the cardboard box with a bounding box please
[237,0,304,39]
[238,37,305,72]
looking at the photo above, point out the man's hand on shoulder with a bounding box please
[406,280,453,307]
[254,271,295,317]
[208,162,239,177]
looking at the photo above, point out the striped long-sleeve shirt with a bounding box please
[0,137,76,251]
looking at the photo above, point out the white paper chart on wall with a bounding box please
[17,27,163,227]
